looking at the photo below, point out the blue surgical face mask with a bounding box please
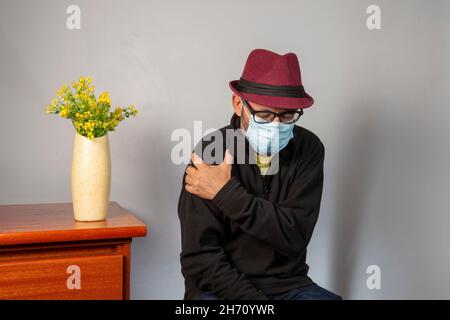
[241,98,294,156]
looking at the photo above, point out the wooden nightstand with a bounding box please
[0,201,147,300]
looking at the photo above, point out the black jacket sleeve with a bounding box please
[178,169,268,300]
[211,141,325,258]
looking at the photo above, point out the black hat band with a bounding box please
[236,77,306,98]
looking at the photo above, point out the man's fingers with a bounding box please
[222,149,233,166]
[185,183,200,195]
[185,165,196,175]
[185,183,194,193]
[191,152,204,166]
[185,174,194,186]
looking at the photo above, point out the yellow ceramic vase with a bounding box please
[71,132,111,221]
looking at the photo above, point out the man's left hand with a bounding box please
[185,150,233,200]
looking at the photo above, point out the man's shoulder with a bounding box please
[291,125,325,163]
[293,125,324,149]
[196,122,234,143]
[192,122,236,163]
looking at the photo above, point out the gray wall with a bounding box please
[1,0,449,299]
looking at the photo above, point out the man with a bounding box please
[177,49,342,300]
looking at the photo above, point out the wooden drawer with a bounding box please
[0,254,123,299]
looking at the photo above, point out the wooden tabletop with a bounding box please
[0,201,147,246]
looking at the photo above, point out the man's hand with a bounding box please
[185,149,233,200]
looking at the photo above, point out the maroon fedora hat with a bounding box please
[229,49,314,110]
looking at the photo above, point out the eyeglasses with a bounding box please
[241,99,303,124]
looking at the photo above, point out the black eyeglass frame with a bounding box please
[241,99,304,124]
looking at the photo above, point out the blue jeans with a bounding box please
[194,283,342,300]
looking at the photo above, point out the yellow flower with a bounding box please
[76,77,91,92]
[88,99,96,109]
[60,106,69,118]
[74,121,82,130]
[98,92,111,105]
[111,107,122,120]
[129,105,138,116]
[83,121,93,131]
[46,105,56,114]
[56,84,69,96]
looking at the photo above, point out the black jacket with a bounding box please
[177,113,325,300]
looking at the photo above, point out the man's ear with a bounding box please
[232,94,243,117]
